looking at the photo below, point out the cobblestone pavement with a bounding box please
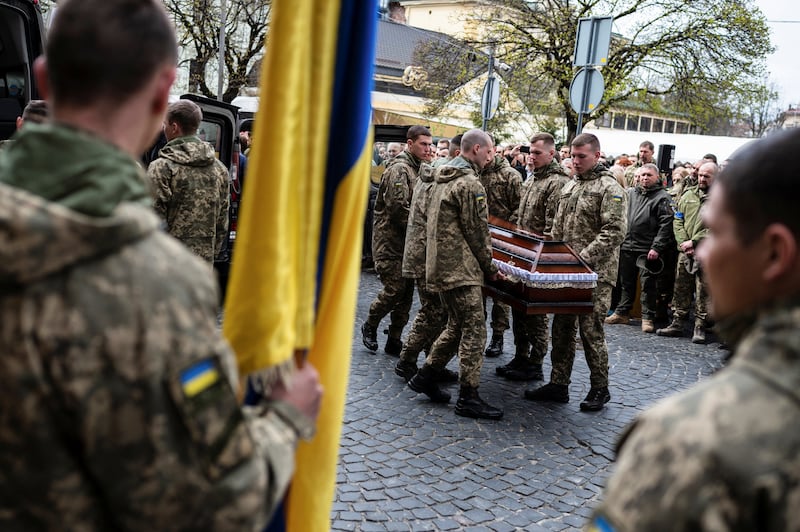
[332,271,726,531]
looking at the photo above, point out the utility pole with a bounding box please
[217,0,227,101]
[481,44,495,131]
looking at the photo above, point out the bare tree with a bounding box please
[738,81,785,138]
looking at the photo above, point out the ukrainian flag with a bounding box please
[221,0,377,530]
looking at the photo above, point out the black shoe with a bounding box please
[523,382,569,403]
[579,387,611,412]
[361,323,378,351]
[455,386,503,420]
[408,367,451,403]
[504,363,544,382]
[394,360,417,382]
[384,336,403,356]
[495,355,526,377]
[485,335,503,358]
[434,367,459,383]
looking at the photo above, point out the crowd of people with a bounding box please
[363,126,733,418]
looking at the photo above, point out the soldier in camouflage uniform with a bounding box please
[147,100,230,263]
[497,133,570,382]
[589,128,800,532]
[525,133,627,412]
[479,144,522,357]
[407,129,505,420]
[656,161,717,343]
[393,163,456,384]
[0,1,322,528]
[361,125,433,355]
[623,140,656,187]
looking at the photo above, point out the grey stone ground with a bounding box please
[332,270,725,531]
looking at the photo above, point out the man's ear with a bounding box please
[152,65,176,116]
[33,56,50,100]
[762,223,798,283]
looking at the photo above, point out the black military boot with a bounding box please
[505,362,544,382]
[495,354,526,377]
[455,386,503,420]
[579,387,611,412]
[408,366,451,403]
[484,335,503,358]
[384,336,403,356]
[361,323,378,351]
[394,360,417,382]
[433,367,459,383]
[523,382,569,403]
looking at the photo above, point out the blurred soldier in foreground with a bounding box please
[148,99,230,263]
[361,125,433,355]
[524,133,627,412]
[0,0,322,529]
[589,128,800,532]
[407,129,505,420]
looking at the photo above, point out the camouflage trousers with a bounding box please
[366,259,414,339]
[485,298,510,335]
[671,252,708,325]
[425,285,487,388]
[511,309,549,364]
[550,282,612,389]
[398,278,447,365]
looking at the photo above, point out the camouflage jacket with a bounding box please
[512,160,570,237]
[372,150,423,262]
[673,184,709,248]
[0,132,311,530]
[479,155,522,221]
[621,182,675,253]
[590,297,800,531]
[426,156,498,292]
[147,136,230,263]
[402,163,435,279]
[552,164,628,285]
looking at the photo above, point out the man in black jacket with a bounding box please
[606,163,675,333]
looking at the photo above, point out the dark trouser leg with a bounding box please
[366,259,413,337]
[639,261,658,320]
[615,249,638,315]
[400,279,447,364]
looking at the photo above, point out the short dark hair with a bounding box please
[166,100,202,136]
[437,138,450,148]
[703,153,718,163]
[21,100,48,124]
[639,140,655,151]
[720,129,800,244]
[449,134,462,157]
[530,132,555,148]
[407,125,432,142]
[572,133,600,152]
[47,0,177,107]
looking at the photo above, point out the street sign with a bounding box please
[573,16,613,67]
[481,75,500,122]
[570,67,604,114]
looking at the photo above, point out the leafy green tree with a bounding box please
[415,0,773,140]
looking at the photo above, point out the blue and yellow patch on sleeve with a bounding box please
[475,192,486,202]
[674,211,684,220]
[180,359,220,398]
[612,195,623,202]
[587,515,616,532]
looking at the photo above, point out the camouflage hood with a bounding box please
[385,149,423,173]
[158,136,219,167]
[418,162,435,183]
[0,182,159,287]
[435,155,479,184]
[482,154,511,174]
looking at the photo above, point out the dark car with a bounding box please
[0,0,45,140]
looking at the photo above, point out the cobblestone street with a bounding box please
[331,271,726,531]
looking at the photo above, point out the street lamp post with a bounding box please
[217,0,227,101]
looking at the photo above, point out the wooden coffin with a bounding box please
[483,215,597,315]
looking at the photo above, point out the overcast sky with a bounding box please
[755,0,800,107]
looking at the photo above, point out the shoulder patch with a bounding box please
[181,359,221,398]
[674,211,684,219]
[612,195,623,202]
[587,515,616,532]
[475,192,486,202]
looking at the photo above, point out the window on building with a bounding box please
[676,121,689,134]
[665,120,675,133]
[639,117,651,132]
[653,118,663,132]
[595,113,612,128]
[626,115,638,131]
[613,113,625,130]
